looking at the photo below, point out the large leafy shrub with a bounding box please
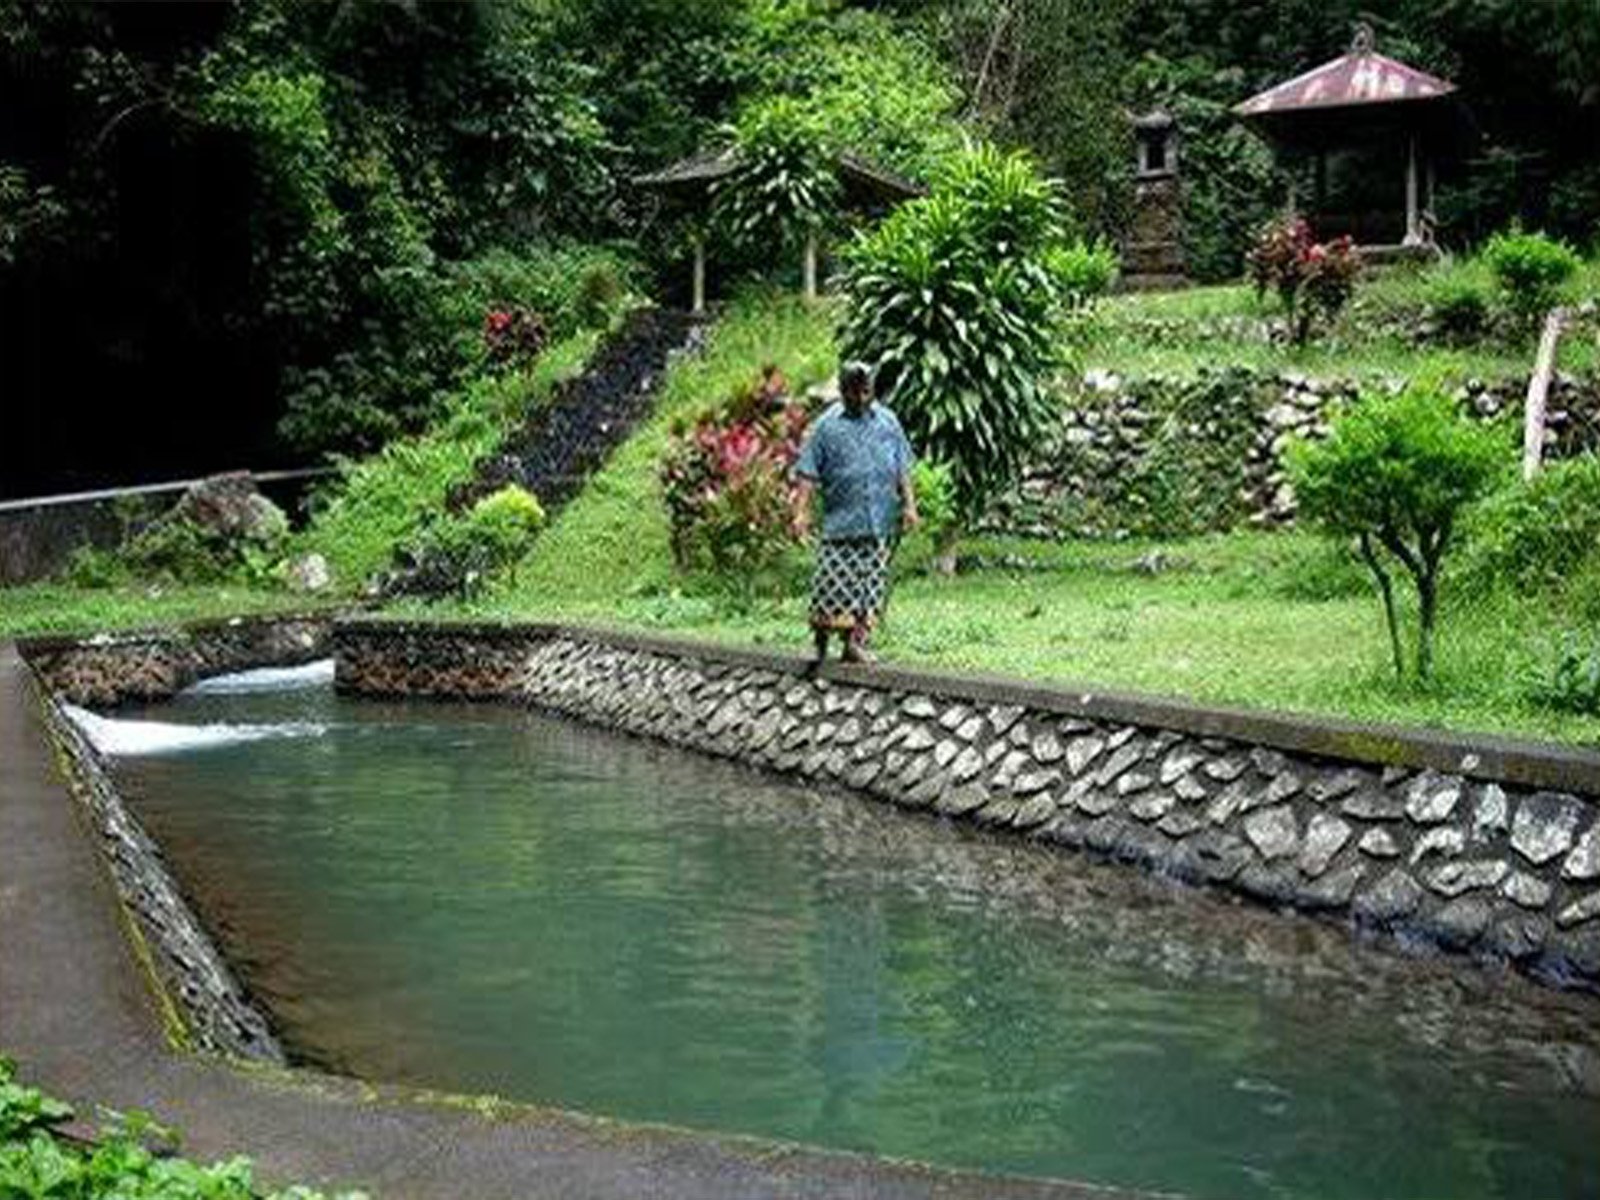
[1482,227,1582,324]
[838,146,1089,527]
[399,484,547,600]
[659,371,809,588]
[1423,264,1493,343]
[1288,389,1503,679]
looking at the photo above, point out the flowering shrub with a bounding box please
[660,371,810,584]
[1247,217,1360,345]
[484,307,550,366]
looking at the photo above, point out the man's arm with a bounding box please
[793,477,816,539]
[899,471,919,531]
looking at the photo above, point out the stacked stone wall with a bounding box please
[993,367,1600,538]
[334,621,1600,993]
[22,615,331,707]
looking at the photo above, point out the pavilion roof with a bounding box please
[634,148,924,202]
[1235,46,1456,120]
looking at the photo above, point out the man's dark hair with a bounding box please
[840,360,874,396]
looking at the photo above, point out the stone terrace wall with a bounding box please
[335,621,1600,992]
[991,367,1600,538]
[27,668,285,1063]
[22,614,332,707]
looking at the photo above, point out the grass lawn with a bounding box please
[395,293,1600,747]
[6,288,1595,747]
[0,581,340,640]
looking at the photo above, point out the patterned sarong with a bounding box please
[810,536,892,631]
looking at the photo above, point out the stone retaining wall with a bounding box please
[336,620,1600,992]
[22,614,333,707]
[992,366,1600,538]
[29,669,284,1063]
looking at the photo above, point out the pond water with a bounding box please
[94,667,1600,1199]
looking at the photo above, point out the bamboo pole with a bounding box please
[1523,307,1568,481]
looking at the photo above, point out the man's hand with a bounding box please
[900,474,920,533]
[793,479,816,541]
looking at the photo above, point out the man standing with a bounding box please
[794,362,918,665]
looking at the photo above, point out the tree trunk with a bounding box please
[1416,565,1438,680]
[1359,533,1405,679]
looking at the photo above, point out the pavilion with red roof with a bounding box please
[1235,24,1472,254]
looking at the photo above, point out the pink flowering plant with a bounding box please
[659,371,811,588]
[1247,217,1360,345]
[483,307,550,366]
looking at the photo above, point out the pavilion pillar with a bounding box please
[1404,135,1422,246]
[802,231,819,304]
[692,235,707,314]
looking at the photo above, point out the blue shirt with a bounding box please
[795,402,914,540]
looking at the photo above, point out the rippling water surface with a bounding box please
[103,671,1600,1199]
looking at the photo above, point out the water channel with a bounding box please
[85,665,1600,1199]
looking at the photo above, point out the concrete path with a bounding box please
[0,642,1168,1200]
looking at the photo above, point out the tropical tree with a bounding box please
[837,145,1104,545]
[1288,389,1503,679]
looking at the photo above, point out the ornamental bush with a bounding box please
[837,146,1087,527]
[1247,217,1361,346]
[1288,388,1503,680]
[484,308,550,367]
[1482,227,1581,325]
[1424,267,1492,343]
[659,369,810,586]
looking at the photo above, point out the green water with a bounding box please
[106,676,1600,1199]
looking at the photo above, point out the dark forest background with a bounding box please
[2,0,1595,498]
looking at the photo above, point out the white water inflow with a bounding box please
[184,658,336,695]
[63,704,327,757]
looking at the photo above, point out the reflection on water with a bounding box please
[106,677,1600,1200]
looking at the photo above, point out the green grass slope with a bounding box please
[418,292,1598,746]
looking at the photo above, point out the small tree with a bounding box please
[837,145,1094,541]
[1288,389,1502,679]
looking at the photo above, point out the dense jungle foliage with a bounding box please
[3,0,1596,494]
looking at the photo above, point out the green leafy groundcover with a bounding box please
[0,1057,365,1200]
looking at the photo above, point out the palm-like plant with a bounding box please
[838,145,1087,535]
[710,97,839,256]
